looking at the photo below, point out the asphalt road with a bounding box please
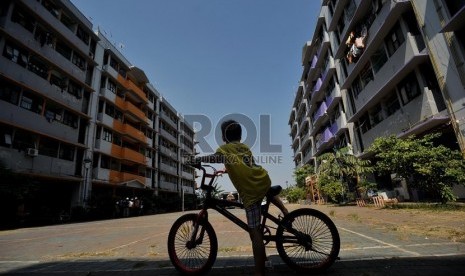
[1,205,465,275]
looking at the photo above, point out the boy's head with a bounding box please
[221,120,241,143]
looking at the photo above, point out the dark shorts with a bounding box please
[245,201,262,229]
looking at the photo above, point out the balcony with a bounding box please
[159,145,178,159]
[328,0,350,32]
[24,0,90,56]
[182,171,194,179]
[160,129,178,145]
[326,83,342,111]
[306,55,320,82]
[336,0,410,60]
[160,112,178,130]
[0,56,84,112]
[347,33,429,121]
[115,97,147,122]
[108,169,146,185]
[159,181,178,192]
[3,20,87,84]
[100,87,117,102]
[310,78,324,106]
[312,102,328,128]
[111,119,149,145]
[1,101,80,143]
[320,56,336,87]
[315,127,335,151]
[0,148,76,178]
[331,113,348,137]
[108,144,145,165]
[102,64,119,80]
[117,74,148,103]
[121,147,145,164]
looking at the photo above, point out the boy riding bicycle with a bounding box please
[191,120,288,276]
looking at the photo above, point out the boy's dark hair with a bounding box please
[221,120,242,143]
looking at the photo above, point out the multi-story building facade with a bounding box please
[0,0,195,218]
[290,0,465,198]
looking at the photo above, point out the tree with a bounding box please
[368,133,465,203]
[293,164,315,188]
[317,147,373,203]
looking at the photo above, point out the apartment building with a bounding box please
[0,0,195,219]
[290,0,465,197]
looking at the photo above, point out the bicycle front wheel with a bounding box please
[168,213,218,275]
[276,208,340,273]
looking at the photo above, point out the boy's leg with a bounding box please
[245,202,266,276]
[249,228,266,276]
[271,196,289,216]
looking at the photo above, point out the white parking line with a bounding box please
[339,226,421,256]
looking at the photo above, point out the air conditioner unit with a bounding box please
[26,148,38,157]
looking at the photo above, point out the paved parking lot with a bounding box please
[1,205,465,275]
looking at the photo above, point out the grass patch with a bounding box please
[329,210,336,217]
[218,247,236,253]
[384,202,465,211]
[348,213,361,222]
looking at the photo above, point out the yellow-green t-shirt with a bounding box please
[216,142,271,208]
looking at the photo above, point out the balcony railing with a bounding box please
[117,74,148,103]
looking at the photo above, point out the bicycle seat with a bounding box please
[267,185,282,198]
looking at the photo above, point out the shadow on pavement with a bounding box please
[2,254,465,276]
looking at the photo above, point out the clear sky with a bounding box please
[71,0,320,192]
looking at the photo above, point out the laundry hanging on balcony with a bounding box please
[345,23,369,64]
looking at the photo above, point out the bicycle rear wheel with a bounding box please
[275,208,340,273]
[168,213,218,275]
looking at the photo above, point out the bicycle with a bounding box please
[168,164,340,274]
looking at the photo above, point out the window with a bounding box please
[49,72,68,91]
[39,136,58,158]
[55,41,72,60]
[0,124,13,147]
[11,6,35,33]
[107,80,117,93]
[359,113,371,133]
[42,0,59,18]
[385,23,405,57]
[28,56,48,79]
[44,102,63,122]
[371,45,388,73]
[110,57,119,70]
[68,80,82,98]
[385,92,401,116]
[101,155,110,169]
[71,52,85,70]
[59,143,75,161]
[60,13,75,31]
[20,90,43,114]
[398,72,420,105]
[0,79,20,105]
[76,25,90,45]
[103,128,112,142]
[12,129,37,151]
[3,43,28,67]
[351,77,363,98]
[359,63,374,88]
[62,110,78,128]
[370,104,383,126]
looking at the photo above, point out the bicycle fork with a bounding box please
[186,210,208,249]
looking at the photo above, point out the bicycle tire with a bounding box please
[275,208,340,273]
[168,213,218,275]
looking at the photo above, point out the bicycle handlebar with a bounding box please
[192,164,226,191]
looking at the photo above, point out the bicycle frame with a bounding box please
[191,165,287,245]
